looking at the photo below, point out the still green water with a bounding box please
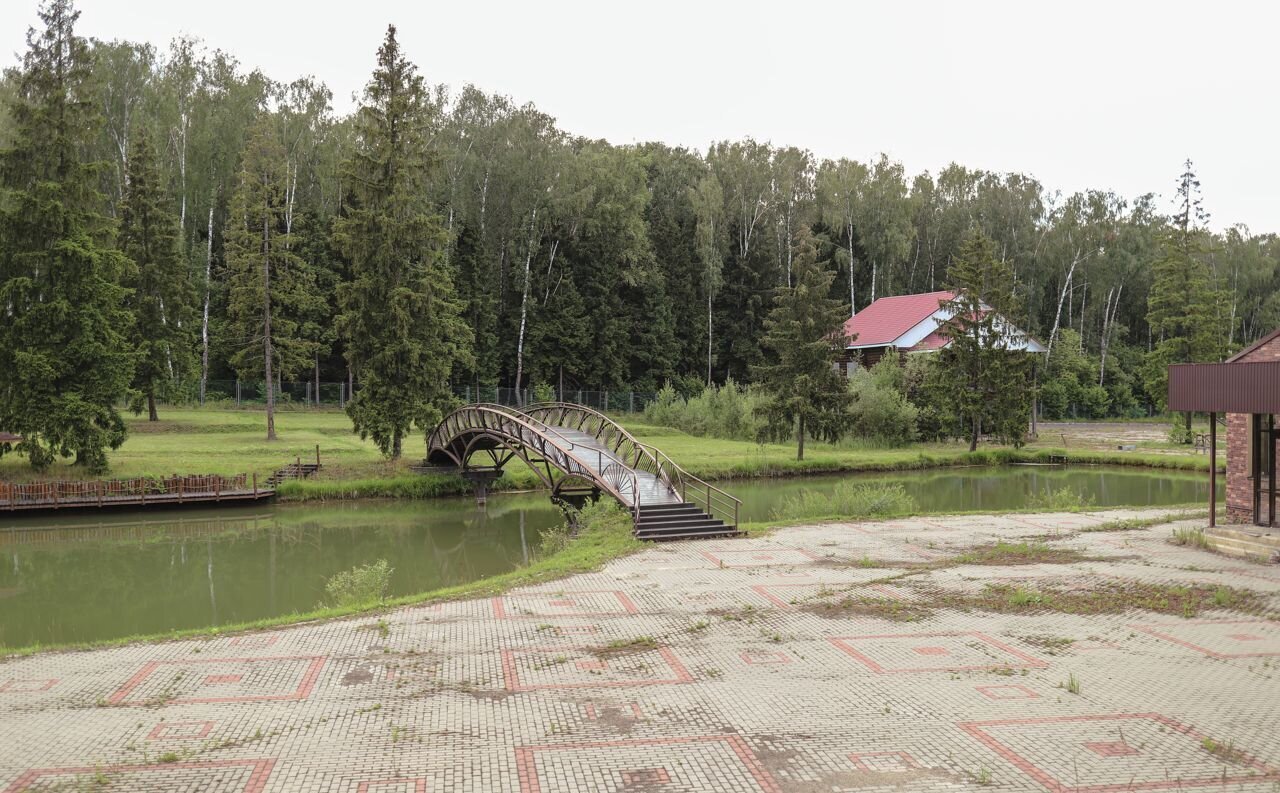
[0,465,1216,648]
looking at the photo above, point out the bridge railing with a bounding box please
[634,443,740,530]
[522,402,740,529]
[429,404,647,520]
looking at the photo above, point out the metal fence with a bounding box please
[455,386,658,413]
[197,380,658,413]
[202,379,351,407]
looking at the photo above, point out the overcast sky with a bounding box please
[4,0,1277,233]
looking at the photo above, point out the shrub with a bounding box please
[1079,385,1110,418]
[324,559,394,608]
[1168,420,1194,445]
[774,482,916,521]
[641,379,764,441]
[532,382,556,403]
[847,368,917,445]
[1026,486,1095,511]
[1038,379,1068,420]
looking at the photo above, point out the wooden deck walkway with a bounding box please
[0,473,276,515]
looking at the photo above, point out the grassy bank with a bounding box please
[0,407,1218,498]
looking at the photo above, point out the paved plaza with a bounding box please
[2,509,1279,792]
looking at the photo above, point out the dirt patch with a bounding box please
[1020,634,1076,654]
[586,637,659,659]
[341,667,375,686]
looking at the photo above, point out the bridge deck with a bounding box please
[540,427,682,507]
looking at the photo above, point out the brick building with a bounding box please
[1222,330,1280,525]
[1168,331,1280,559]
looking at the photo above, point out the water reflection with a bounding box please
[0,495,561,648]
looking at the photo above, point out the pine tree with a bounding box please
[0,0,134,472]
[929,229,1033,451]
[224,118,317,441]
[119,129,196,421]
[1144,160,1225,439]
[334,26,472,459]
[753,229,853,460]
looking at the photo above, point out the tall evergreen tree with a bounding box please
[334,26,472,459]
[1144,160,1225,438]
[753,230,853,460]
[119,129,196,421]
[0,0,134,472]
[929,229,1033,451]
[224,118,316,440]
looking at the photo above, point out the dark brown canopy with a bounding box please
[1168,361,1280,413]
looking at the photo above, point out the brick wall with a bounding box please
[1226,413,1251,523]
[1225,332,1280,523]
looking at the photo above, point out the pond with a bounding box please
[0,464,1215,648]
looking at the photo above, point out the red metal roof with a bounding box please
[908,329,951,352]
[842,291,955,347]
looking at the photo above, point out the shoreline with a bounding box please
[0,503,1211,658]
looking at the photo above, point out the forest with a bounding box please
[1,1,1277,470]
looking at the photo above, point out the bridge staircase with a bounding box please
[426,402,741,541]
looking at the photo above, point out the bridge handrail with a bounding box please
[428,403,646,521]
[521,401,666,478]
[634,442,741,529]
[522,402,739,529]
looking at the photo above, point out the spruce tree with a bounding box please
[1144,160,1225,439]
[929,229,1033,451]
[224,118,317,441]
[119,129,196,421]
[334,26,472,459]
[753,230,853,460]
[0,0,134,472]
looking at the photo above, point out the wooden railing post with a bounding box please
[316,444,321,468]
[253,472,258,497]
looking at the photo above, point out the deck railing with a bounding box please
[1,473,253,510]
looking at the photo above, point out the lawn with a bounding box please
[0,406,1218,493]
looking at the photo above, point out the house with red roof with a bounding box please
[837,290,1045,375]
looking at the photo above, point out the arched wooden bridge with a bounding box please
[426,402,741,541]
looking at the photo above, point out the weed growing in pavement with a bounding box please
[950,541,1089,566]
[1171,527,1210,549]
[1022,635,1075,654]
[1061,673,1081,695]
[588,637,658,658]
[1201,737,1248,765]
